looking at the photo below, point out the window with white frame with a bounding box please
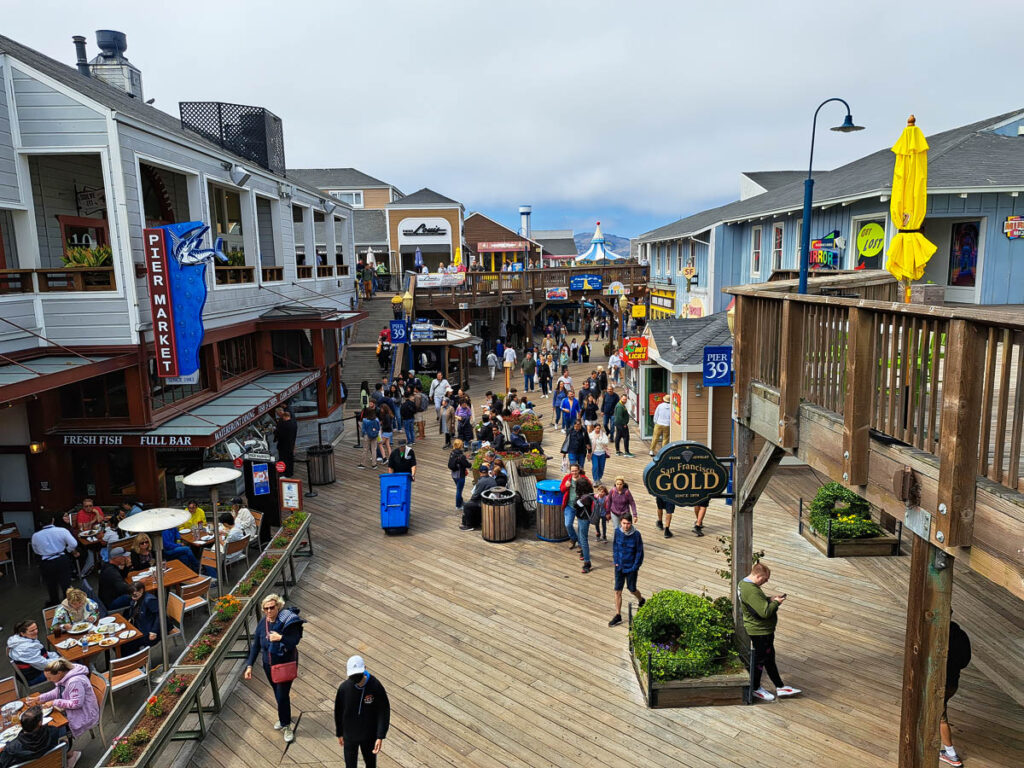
[771,223,784,272]
[329,190,363,208]
[794,219,802,266]
[677,241,684,273]
[750,226,763,277]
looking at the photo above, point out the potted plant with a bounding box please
[180,594,245,665]
[799,482,901,558]
[62,245,113,268]
[629,590,748,708]
[270,510,309,549]
[519,413,544,443]
[517,450,548,479]
[103,673,195,766]
[233,555,282,598]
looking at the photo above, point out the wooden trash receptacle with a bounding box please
[481,488,517,543]
[535,479,568,542]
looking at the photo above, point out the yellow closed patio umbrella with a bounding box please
[886,115,937,301]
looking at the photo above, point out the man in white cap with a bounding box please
[650,394,671,455]
[334,655,390,767]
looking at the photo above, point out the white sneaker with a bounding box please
[273,721,283,730]
[776,686,801,697]
[753,687,775,702]
[282,725,295,743]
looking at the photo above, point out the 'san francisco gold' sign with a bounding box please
[642,441,729,507]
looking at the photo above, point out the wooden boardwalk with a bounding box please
[174,361,1024,768]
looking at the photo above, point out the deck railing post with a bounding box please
[935,319,985,548]
[733,295,755,422]
[842,307,874,485]
[778,299,805,448]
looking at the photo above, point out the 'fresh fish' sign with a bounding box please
[144,222,227,382]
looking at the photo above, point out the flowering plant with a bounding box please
[145,694,163,717]
[518,450,548,471]
[213,595,242,622]
[164,675,189,695]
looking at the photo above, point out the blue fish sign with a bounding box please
[144,222,227,381]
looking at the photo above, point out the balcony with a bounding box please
[261,266,284,283]
[296,265,313,279]
[0,267,117,294]
[214,266,255,286]
[316,265,335,278]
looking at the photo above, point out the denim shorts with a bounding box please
[614,568,638,592]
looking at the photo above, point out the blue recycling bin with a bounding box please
[380,473,411,534]
[535,479,568,542]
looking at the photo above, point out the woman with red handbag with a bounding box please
[244,594,305,743]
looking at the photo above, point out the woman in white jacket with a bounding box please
[589,423,610,485]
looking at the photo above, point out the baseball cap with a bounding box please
[230,496,243,505]
[109,547,128,558]
[346,655,366,676]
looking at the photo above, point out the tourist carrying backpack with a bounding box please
[244,595,305,744]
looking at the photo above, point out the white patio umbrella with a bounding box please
[183,467,242,599]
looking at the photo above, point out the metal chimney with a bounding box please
[72,36,90,77]
[88,30,143,99]
[518,205,532,239]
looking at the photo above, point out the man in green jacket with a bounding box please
[612,394,634,458]
[739,562,801,702]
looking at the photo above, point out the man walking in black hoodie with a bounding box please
[335,655,390,767]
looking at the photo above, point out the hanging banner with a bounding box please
[144,222,226,381]
[416,273,465,288]
[622,337,649,363]
[545,287,569,300]
[570,273,603,291]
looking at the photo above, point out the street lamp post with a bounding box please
[402,290,414,377]
[618,293,629,348]
[798,98,864,294]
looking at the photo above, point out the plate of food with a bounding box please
[97,617,117,626]
[0,702,22,716]
[99,637,118,647]
[178,527,191,534]
[97,624,119,635]
[56,639,78,650]
[118,629,137,640]
[0,726,21,745]
[68,622,92,635]
[42,705,53,717]
[85,633,103,644]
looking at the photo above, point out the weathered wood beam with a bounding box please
[777,301,804,449]
[936,319,986,548]
[842,307,875,486]
[435,309,460,328]
[734,296,755,422]
[899,537,953,768]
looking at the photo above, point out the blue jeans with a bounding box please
[454,475,466,509]
[108,594,133,613]
[404,421,416,444]
[568,452,585,468]
[563,505,578,544]
[603,412,613,435]
[591,453,607,484]
[578,517,591,563]
[524,373,534,391]
[165,545,199,572]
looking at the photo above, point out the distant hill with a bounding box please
[574,231,631,258]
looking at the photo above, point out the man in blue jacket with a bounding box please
[608,514,645,627]
[560,389,581,433]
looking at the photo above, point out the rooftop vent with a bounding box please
[87,30,143,99]
[179,102,285,175]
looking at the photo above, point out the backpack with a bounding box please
[416,392,429,412]
[948,621,972,673]
[362,418,380,439]
[447,451,461,471]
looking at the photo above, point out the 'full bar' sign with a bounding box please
[144,228,178,377]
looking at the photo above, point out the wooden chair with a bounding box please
[179,577,213,625]
[89,671,108,745]
[9,658,49,698]
[42,605,60,633]
[199,548,219,582]
[223,535,250,570]
[0,675,17,707]
[15,742,66,768]
[0,537,17,584]
[107,646,151,718]
[165,592,185,649]
[250,512,264,549]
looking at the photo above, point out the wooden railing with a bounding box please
[0,269,35,294]
[317,265,335,278]
[36,267,117,291]
[261,266,284,282]
[214,266,255,285]
[413,264,649,307]
[731,270,1024,536]
[296,265,313,279]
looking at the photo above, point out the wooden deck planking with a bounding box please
[168,360,1024,768]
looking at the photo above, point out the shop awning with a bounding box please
[53,370,320,449]
[0,353,138,406]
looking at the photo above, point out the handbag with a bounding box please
[266,625,298,683]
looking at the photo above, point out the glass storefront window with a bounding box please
[949,221,979,287]
[271,330,313,369]
[60,371,129,420]
[150,358,208,411]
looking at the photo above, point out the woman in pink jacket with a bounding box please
[606,476,638,529]
[38,659,99,740]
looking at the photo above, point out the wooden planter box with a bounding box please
[521,427,544,443]
[630,644,750,708]
[798,500,902,558]
[517,463,547,480]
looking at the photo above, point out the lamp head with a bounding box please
[618,293,629,312]
[402,291,414,314]
[832,114,864,133]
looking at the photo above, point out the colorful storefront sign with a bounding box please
[642,441,730,506]
[569,273,603,291]
[545,287,569,300]
[144,222,226,383]
[623,336,649,363]
[809,229,842,270]
[603,280,626,296]
[631,304,647,319]
[702,345,732,387]
[684,296,705,318]
[416,272,466,288]
[1005,215,1024,239]
[476,241,527,252]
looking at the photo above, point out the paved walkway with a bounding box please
[176,359,1024,768]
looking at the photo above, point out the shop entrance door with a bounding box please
[921,218,983,303]
[642,365,667,439]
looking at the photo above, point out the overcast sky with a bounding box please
[6,1,1017,238]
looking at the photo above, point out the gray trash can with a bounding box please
[306,444,336,485]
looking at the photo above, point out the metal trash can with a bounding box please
[536,479,568,542]
[306,444,336,485]
[481,487,517,543]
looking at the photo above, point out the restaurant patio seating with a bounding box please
[0,675,17,707]
[250,511,263,549]
[179,576,213,624]
[9,657,50,698]
[89,670,108,745]
[223,535,251,570]
[107,646,151,718]
[42,605,59,632]
[15,742,67,768]
[165,592,186,648]
[0,537,17,584]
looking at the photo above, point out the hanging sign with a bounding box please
[545,287,569,300]
[631,305,647,319]
[1004,215,1024,239]
[570,273,603,291]
[623,337,649,362]
[389,320,408,344]
[603,280,626,296]
[144,222,226,380]
[809,229,841,270]
[702,346,733,387]
[477,241,526,252]
[252,463,271,496]
[76,186,106,216]
[416,273,465,288]
[643,441,730,507]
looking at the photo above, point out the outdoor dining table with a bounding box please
[46,613,141,665]
[126,559,198,593]
[0,697,68,752]
[179,527,225,549]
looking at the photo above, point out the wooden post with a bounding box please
[935,319,985,547]
[777,300,805,449]
[842,307,875,486]
[733,296,755,422]
[899,536,953,768]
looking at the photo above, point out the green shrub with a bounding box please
[630,590,735,681]
[808,482,881,540]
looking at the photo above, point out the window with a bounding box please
[207,183,245,261]
[771,224,784,272]
[149,359,208,410]
[750,226,763,277]
[292,205,308,266]
[0,209,15,270]
[854,219,886,270]
[329,190,363,208]
[218,335,258,380]
[59,371,129,420]
[948,221,980,287]
[794,219,802,266]
[677,242,684,273]
[271,330,314,370]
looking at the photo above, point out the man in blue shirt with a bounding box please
[560,390,581,433]
[608,514,645,627]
